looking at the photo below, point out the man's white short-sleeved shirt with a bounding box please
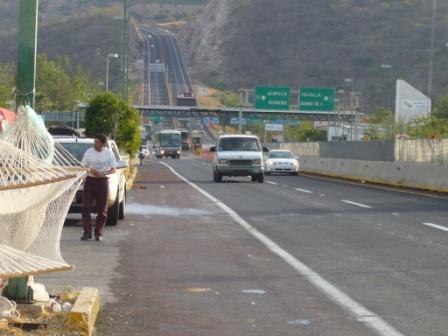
[81,147,117,175]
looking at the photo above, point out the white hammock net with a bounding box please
[0,106,85,279]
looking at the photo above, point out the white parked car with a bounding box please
[265,150,299,176]
[210,134,269,183]
[54,136,128,226]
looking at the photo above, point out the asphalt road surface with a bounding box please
[42,157,448,336]
[162,156,448,336]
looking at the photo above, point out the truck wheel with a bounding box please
[258,174,264,183]
[106,191,120,226]
[119,190,126,220]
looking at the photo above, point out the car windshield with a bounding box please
[269,151,293,159]
[59,142,92,162]
[161,134,181,147]
[218,138,261,152]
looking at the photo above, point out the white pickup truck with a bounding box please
[54,136,128,226]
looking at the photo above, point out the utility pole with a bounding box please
[428,0,437,97]
[5,0,39,302]
[15,0,39,110]
[122,0,129,102]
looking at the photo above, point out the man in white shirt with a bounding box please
[81,134,117,241]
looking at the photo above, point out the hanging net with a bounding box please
[0,105,85,279]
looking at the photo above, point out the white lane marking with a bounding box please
[161,162,405,336]
[342,200,373,209]
[423,222,448,232]
[267,181,278,185]
[241,289,266,295]
[295,188,313,194]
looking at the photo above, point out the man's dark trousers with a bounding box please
[82,177,109,237]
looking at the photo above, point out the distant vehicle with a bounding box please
[54,137,128,226]
[153,130,182,159]
[176,92,197,106]
[265,150,299,176]
[180,129,190,150]
[191,130,203,151]
[210,134,268,183]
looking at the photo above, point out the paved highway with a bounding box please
[161,156,448,336]
[160,34,193,96]
[142,30,170,105]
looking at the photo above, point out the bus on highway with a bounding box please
[153,130,182,159]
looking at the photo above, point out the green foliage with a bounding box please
[35,55,99,112]
[0,63,14,108]
[215,90,240,107]
[85,92,140,156]
[408,115,448,139]
[433,96,448,119]
[284,122,326,142]
[363,107,395,140]
[115,104,141,157]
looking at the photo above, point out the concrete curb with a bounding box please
[66,287,100,336]
[126,167,138,190]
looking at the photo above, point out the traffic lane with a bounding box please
[264,173,448,233]
[166,158,448,336]
[98,161,378,336]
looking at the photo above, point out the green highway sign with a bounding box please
[255,86,290,110]
[299,87,335,111]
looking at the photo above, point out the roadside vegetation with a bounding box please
[0,54,100,111]
[85,92,141,157]
[364,97,448,140]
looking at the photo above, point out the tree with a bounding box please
[284,121,326,142]
[0,64,14,108]
[408,115,448,139]
[433,96,448,119]
[363,107,395,140]
[85,92,122,137]
[85,92,140,157]
[35,54,99,112]
[115,104,141,157]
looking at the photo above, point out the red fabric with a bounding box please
[0,108,15,130]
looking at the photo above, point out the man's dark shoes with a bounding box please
[95,236,103,242]
[81,233,92,241]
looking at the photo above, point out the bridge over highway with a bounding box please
[42,105,358,125]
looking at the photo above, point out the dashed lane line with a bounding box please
[161,161,405,336]
[295,188,313,194]
[342,200,373,209]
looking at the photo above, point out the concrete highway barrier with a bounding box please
[298,156,448,193]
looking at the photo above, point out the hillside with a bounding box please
[0,0,206,98]
[0,12,143,89]
[182,0,448,110]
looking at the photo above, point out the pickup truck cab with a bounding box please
[210,134,268,183]
[54,136,128,226]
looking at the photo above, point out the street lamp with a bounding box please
[106,53,119,92]
[381,64,394,111]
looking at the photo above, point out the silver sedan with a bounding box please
[265,150,299,176]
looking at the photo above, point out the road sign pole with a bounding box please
[5,0,39,302]
[15,0,38,109]
[238,91,244,133]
